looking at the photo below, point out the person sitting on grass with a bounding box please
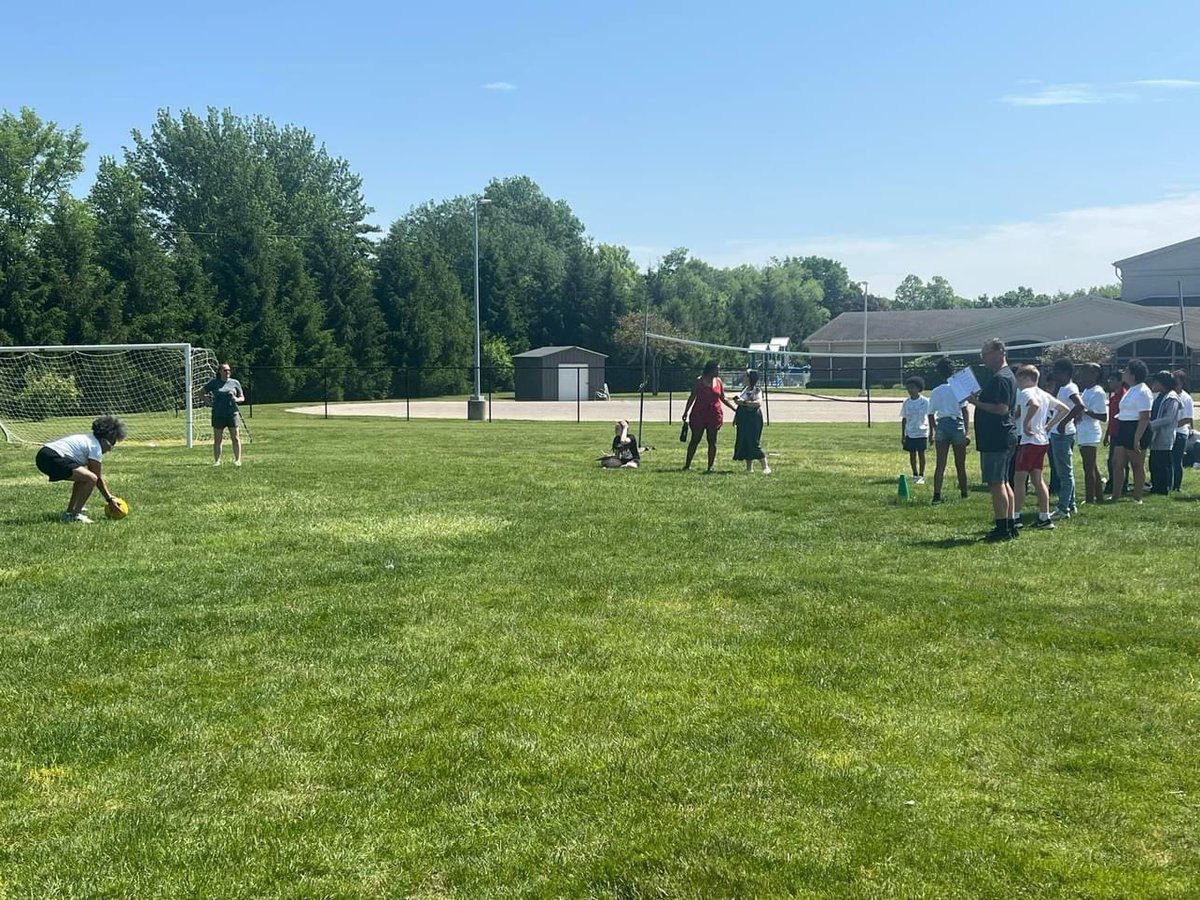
[1013,365,1071,531]
[600,419,640,468]
[35,416,127,524]
[928,357,970,504]
[900,376,934,485]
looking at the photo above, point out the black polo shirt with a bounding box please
[974,366,1018,452]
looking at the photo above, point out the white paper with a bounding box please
[948,368,982,402]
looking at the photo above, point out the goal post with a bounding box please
[0,343,219,447]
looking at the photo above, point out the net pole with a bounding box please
[638,297,649,446]
[865,360,872,428]
[184,345,194,448]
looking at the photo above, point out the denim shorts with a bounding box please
[935,417,967,446]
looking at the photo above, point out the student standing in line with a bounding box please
[900,376,934,484]
[1103,370,1129,495]
[1172,370,1193,491]
[928,357,970,504]
[1048,358,1084,520]
[1075,363,1108,505]
[1146,371,1181,496]
[1013,366,1071,530]
[1111,359,1153,503]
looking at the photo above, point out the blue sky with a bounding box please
[6,0,1200,297]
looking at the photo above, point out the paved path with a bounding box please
[287,394,909,424]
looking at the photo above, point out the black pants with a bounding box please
[1106,441,1130,493]
[1149,449,1173,495]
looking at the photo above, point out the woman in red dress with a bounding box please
[682,360,738,472]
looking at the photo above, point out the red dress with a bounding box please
[689,377,725,430]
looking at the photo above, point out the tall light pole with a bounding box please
[468,195,492,421]
[858,281,869,396]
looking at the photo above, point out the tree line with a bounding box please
[0,107,1117,400]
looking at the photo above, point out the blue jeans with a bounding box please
[1050,433,1076,512]
[1172,433,1187,491]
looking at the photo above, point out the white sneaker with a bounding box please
[62,512,93,524]
[914,475,925,484]
[761,466,772,475]
[213,459,222,467]
[1049,508,1070,522]
[233,459,242,467]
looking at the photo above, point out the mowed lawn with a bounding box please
[1,409,1198,897]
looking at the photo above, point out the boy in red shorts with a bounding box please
[1013,365,1071,530]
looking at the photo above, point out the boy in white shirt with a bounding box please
[1013,365,1071,530]
[1048,358,1084,520]
[1075,363,1108,505]
[900,376,934,484]
[1172,369,1193,490]
[928,357,971,504]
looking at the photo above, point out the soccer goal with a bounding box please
[0,344,219,447]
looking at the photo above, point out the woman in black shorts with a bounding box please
[1111,359,1152,502]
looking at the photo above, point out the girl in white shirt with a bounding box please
[732,370,771,474]
[1172,369,1193,491]
[1075,363,1108,504]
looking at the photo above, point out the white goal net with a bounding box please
[0,344,219,447]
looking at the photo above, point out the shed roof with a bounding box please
[512,345,608,359]
[1113,235,1200,268]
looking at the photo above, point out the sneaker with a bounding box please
[61,512,94,524]
[213,459,222,467]
[233,459,242,468]
[982,528,1012,543]
[761,466,772,475]
[1068,505,1078,514]
[931,496,943,506]
[1013,519,1024,531]
[914,475,925,484]
[1034,518,1056,530]
[1049,509,1070,522]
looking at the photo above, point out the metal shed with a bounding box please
[512,346,608,401]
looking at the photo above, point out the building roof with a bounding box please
[805,308,1027,344]
[512,345,608,358]
[1113,235,1200,268]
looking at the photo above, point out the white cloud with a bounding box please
[1000,83,1136,106]
[1130,79,1200,88]
[701,193,1200,298]
[482,81,517,92]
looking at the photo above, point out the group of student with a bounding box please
[901,338,1195,542]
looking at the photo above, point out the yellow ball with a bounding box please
[106,497,130,520]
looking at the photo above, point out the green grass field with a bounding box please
[2,410,1198,896]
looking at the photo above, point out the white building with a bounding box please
[1114,236,1200,307]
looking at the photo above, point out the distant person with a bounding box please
[928,357,970,504]
[1103,370,1130,495]
[900,376,933,484]
[970,339,1020,541]
[1146,370,1181,496]
[35,416,127,524]
[1075,363,1108,505]
[682,360,737,472]
[1013,365,1071,530]
[1048,358,1084,520]
[1172,370,1193,490]
[203,362,246,467]
[600,419,639,468]
[1111,359,1152,503]
[732,369,771,474]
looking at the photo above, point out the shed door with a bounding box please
[557,364,589,401]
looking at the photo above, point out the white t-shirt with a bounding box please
[44,433,103,466]
[1077,385,1107,445]
[1118,382,1154,421]
[928,383,966,420]
[1017,386,1053,445]
[901,395,932,437]
[737,385,762,404]
[1055,381,1081,436]
[1177,391,1194,436]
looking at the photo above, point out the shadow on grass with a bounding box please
[916,536,983,549]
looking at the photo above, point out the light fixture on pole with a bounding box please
[858,281,869,396]
[468,195,492,421]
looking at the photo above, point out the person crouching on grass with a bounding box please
[1013,365,1070,531]
[35,416,127,524]
[900,376,933,484]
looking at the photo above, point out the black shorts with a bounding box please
[1115,419,1141,450]
[903,436,928,452]
[35,447,79,482]
[212,412,238,429]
